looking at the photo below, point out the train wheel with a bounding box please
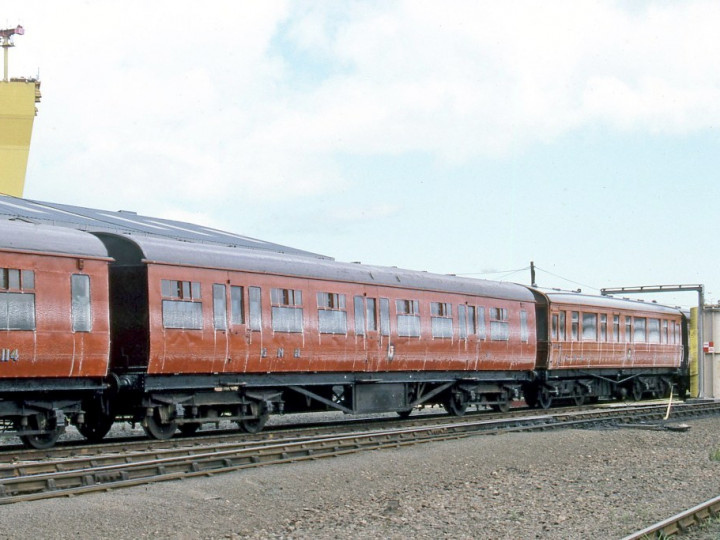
[491,391,511,413]
[396,409,413,418]
[143,409,178,440]
[537,388,553,410]
[572,390,586,406]
[631,381,644,401]
[238,413,269,434]
[237,402,269,434]
[77,405,115,443]
[178,423,200,436]
[17,413,62,450]
[443,392,469,416]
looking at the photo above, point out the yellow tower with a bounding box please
[0,26,40,198]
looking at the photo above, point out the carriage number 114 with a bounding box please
[0,349,19,362]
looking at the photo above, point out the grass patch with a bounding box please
[710,447,720,462]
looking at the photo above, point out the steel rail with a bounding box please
[621,494,720,539]
[0,400,699,463]
[0,418,541,503]
[0,400,704,472]
[0,403,593,462]
[2,402,720,505]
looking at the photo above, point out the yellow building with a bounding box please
[0,79,40,197]
[1,25,40,198]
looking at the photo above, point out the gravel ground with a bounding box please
[2,415,720,539]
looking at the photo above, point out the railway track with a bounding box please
[2,400,719,505]
[0,400,692,462]
[0,403,585,461]
[622,494,720,539]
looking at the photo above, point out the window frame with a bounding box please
[431,301,453,339]
[317,291,347,335]
[230,285,245,325]
[213,283,227,331]
[396,298,420,338]
[582,312,597,341]
[271,287,304,333]
[489,307,509,341]
[161,278,203,330]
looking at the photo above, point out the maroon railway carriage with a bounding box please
[524,290,687,408]
[91,232,537,439]
[0,220,111,448]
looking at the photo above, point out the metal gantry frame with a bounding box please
[1,25,24,82]
[600,284,705,398]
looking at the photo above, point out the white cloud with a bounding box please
[6,0,720,212]
[264,0,720,160]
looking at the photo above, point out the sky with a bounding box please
[3,1,720,308]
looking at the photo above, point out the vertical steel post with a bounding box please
[3,43,8,82]
[599,284,706,398]
[698,285,705,398]
[530,261,537,287]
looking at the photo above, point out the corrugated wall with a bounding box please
[690,307,699,397]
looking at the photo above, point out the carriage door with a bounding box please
[223,284,251,373]
[211,283,231,372]
[354,295,382,372]
[71,274,92,376]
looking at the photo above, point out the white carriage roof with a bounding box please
[0,219,109,258]
[542,290,682,315]
[0,194,329,260]
[110,232,536,302]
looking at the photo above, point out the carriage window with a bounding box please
[474,306,484,339]
[625,316,632,342]
[559,311,566,340]
[613,315,620,342]
[397,299,420,337]
[648,318,660,344]
[1,268,35,291]
[634,317,647,343]
[71,274,92,332]
[551,314,558,339]
[249,287,262,331]
[0,267,36,330]
[161,279,201,300]
[162,279,202,329]
[662,319,668,344]
[468,305,476,335]
[458,305,467,339]
[600,314,607,342]
[354,296,365,335]
[271,288,303,333]
[431,302,453,338]
[367,298,378,332]
[7,269,19,290]
[272,288,302,306]
[318,292,347,334]
[213,284,227,330]
[231,286,244,325]
[318,292,345,309]
[490,307,509,341]
[582,313,597,341]
[162,301,203,329]
[0,292,36,330]
[380,298,390,336]
[571,311,579,341]
[520,310,529,342]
